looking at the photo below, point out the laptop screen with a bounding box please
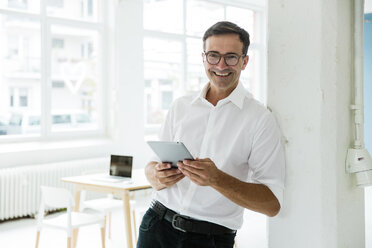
[110,155,133,177]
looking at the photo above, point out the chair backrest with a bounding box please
[41,186,74,209]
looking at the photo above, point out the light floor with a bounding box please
[0,208,268,248]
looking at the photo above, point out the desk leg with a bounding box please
[72,187,82,248]
[122,190,133,248]
[73,187,82,211]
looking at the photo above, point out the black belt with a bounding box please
[150,200,236,235]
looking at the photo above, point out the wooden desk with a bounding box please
[61,169,151,248]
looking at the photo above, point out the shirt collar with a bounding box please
[191,83,210,105]
[191,82,248,109]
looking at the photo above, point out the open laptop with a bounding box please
[93,155,133,183]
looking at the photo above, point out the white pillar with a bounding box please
[267,0,365,247]
[114,0,149,168]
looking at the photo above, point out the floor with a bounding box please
[0,207,268,248]
[2,185,372,248]
[2,193,372,248]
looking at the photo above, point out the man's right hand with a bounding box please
[145,161,185,190]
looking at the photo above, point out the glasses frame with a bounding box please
[203,51,246,66]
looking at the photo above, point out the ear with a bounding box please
[241,55,249,70]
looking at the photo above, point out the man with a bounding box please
[137,21,285,248]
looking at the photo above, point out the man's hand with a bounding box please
[155,163,185,187]
[145,161,184,190]
[178,158,280,216]
[177,158,221,186]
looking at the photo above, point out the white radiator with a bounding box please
[0,157,109,221]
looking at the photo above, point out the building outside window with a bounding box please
[18,88,28,107]
[0,0,104,137]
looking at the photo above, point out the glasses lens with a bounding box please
[206,53,220,65]
[225,55,239,66]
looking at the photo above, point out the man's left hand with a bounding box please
[177,158,221,186]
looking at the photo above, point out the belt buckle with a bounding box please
[172,214,191,232]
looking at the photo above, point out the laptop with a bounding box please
[93,155,133,183]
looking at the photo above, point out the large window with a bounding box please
[0,0,103,138]
[143,0,265,134]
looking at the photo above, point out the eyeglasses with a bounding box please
[203,51,245,66]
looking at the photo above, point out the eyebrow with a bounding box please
[206,50,240,56]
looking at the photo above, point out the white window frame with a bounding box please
[0,0,108,142]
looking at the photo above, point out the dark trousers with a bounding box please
[136,208,236,248]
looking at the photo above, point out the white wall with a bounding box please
[112,0,153,169]
[267,0,365,247]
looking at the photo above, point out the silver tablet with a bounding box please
[147,141,194,167]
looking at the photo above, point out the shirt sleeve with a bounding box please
[248,111,286,207]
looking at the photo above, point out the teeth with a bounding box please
[215,72,230,76]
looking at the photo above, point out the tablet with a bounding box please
[147,141,194,167]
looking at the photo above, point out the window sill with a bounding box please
[0,138,117,168]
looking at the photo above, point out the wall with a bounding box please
[267,0,365,247]
[364,11,372,248]
[365,15,372,156]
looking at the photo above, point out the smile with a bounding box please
[213,71,232,77]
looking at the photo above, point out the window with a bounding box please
[52,80,65,88]
[9,88,15,107]
[161,91,173,110]
[1,0,39,12]
[52,38,64,49]
[143,0,266,134]
[18,88,28,107]
[144,37,182,126]
[0,0,104,138]
[47,0,98,22]
[48,0,64,8]
[8,0,28,10]
[8,88,29,108]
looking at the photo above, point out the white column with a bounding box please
[114,0,149,168]
[267,0,365,247]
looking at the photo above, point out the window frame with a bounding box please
[0,0,108,142]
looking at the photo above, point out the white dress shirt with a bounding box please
[153,82,285,230]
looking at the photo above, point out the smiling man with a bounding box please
[202,32,249,105]
[137,21,285,248]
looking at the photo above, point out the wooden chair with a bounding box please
[35,186,106,248]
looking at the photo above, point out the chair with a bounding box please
[79,169,131,240]
[35,186,106,248]
[80,193,127,240]
[80,170,153,244]
[81,190,146,243]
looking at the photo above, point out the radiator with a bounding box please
[0,157,109,221]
